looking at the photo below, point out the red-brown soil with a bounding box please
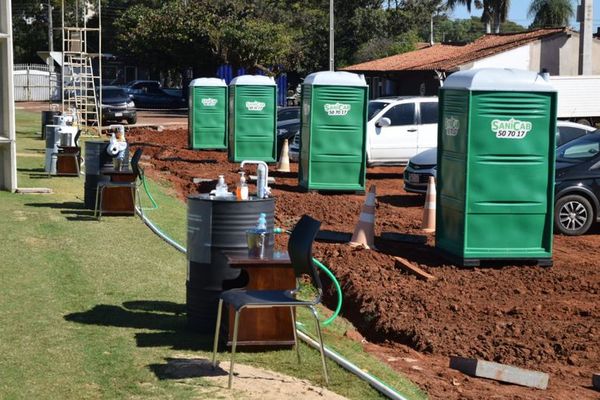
[128,128,600,400]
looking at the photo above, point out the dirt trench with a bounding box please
[127,128,600,400]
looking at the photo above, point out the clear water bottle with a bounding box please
[247,213,270,258]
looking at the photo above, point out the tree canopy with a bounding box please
[11,0,525,74]
[528,0,574,28]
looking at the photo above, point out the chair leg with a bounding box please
[135,187,143,217]
[290,307,300,363]
[228,310,241,389]
[98,186,105,220]
[309,305,329,385]
[212,299,224,368]
[94,185,101,218]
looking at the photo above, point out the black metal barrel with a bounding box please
[41,110,59,139]
[83,140,130,209]
[186,195,275,332]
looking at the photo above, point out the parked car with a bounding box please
[555,131,600,235]
[403,121,598,194]
[100,86,137,125]
[366,96,439,166]
[122,80,186,109]
[289,131,300,162]
[277,106,300,123]
[276,118,300,159]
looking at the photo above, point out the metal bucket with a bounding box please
[60,132,73,147]
[246,230,271,259]
[41,110,59,139]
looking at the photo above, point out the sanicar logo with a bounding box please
[201,98,218,107]
[324,103,351,116]
[245,101,266,111]
[491,118,533,139]
[444,116,459,136]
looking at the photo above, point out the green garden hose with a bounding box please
[140,174,159,210]
[274,227,343,327]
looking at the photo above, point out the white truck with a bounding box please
[549,75,600,126]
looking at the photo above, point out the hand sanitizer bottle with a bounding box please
[236,172,249,200]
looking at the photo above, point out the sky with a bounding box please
[449,0,600,31]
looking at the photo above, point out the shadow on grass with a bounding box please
[64,302,214,352]
[149,357,228,380]
[25,201,100,221]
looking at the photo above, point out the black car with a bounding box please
[123,80,186,110]
[555,130,600,235]
[100,86,137,124]
[276,118,300,159]
[277,106,300,123]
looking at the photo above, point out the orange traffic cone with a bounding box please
[277,138,291,172]
[421,176,436,233]
[349,185,377,250]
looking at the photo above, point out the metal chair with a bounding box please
[94,147,144,220]
[211,215,329,389]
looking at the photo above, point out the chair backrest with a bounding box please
[288,215,322,290]
[74,130,81,148]
[130,147,144,178]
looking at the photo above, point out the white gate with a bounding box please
[13,64,61,101]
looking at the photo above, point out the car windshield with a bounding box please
[368,101,391,121]
[102,88,127,99]
[556,131,600,161]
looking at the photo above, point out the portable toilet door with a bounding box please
[228,75,277,162]
[188,78,228,150]
[436,68,557,267]
[299,71,368,192]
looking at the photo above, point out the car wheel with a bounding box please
[127,116,137,125]
[555,194,594,236]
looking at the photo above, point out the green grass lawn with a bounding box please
[0,110,427,400]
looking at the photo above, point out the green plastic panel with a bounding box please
[436,89,557,262]
[228,85,277,162]
[189,86,227,149]
[299,85,367,191]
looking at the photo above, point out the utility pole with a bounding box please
[329,0,334,71]
[578,0,592,75]
[47,0,53,52]
[430,15,434,45]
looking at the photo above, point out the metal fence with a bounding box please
[13,64,61,101]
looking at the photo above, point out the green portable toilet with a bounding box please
[436,68,557,266]
[299,71,368,192]
[188,78,228,150]
[228,75,277,162]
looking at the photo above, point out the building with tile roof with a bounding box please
[343,28,600,98]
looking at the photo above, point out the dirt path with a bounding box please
[127,128,600,400]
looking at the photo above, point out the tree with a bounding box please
[528,0,574,28]
[446,0,511,33]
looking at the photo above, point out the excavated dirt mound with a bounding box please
[128,128,600,400]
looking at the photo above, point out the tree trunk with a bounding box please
[494,12,501,33]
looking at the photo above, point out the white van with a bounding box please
[366,96,438,165]
[289,96,439,165]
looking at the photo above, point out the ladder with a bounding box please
[62,28,101,134]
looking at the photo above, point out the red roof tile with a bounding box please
[343,28,568,72]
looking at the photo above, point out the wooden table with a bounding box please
[222,250,296,347]
[55,146,80,176]
[99,168,136,215]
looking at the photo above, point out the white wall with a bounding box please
[0,0,17,192]
[471,45,531,71]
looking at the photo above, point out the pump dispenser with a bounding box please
[236,172,249,200]
[256,213,267,232]
[213,175,229,197]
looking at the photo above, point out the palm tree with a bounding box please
[446,0,510,33]
[528,0,574,28]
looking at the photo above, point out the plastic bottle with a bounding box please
[215,175,228,196]
[236,171,249,200]
[256,212,267,233]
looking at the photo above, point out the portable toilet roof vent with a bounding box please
[444,68,555,92]
[304,71,368,87]
[189,78,227,87]
[229,75,276,86]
